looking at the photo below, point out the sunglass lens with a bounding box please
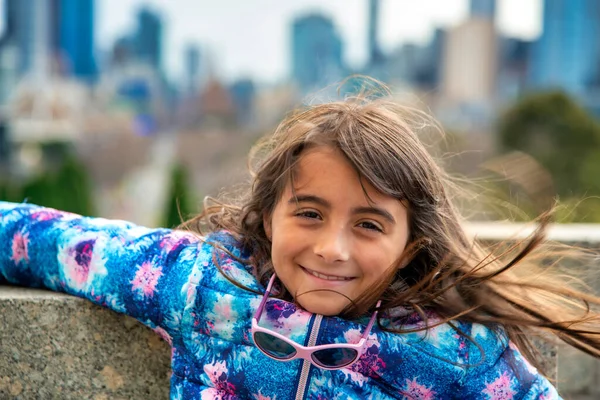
[254,332,297,359]
[312,348,358,368]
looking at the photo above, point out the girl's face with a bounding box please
[264,146,410,316]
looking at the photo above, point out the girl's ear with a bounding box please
[263,212,272,241]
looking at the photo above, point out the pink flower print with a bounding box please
[31,210,71,221]
[203,361,236,398]
[63,239,95,287]
[277,308,312,338]
[207,295,238,340]
[421,325,443,347]
[214,302,233,320]
[159,231,193,253]
[153,326,173,346]
[400,378,436,400]
[341,329,385,383]
[343,328,363,344]
[343,329,381,352]
[253,391,276,400]
[482,371,517,400]
[11,231,29,264]
[159,237,178,253]
[131,261,163,298]
[267,300,298,320]
[185,282,196,303]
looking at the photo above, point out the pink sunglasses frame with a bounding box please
[251,274,381,370]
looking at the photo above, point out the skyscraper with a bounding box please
[185,44,201,94]
[1,0,19,48]
[368,0,383,65]
[0,0,23,102]
[442,18,498,104]
[1,0,37,76]
[497,37,532,100]
[229,78,255,126]
[0,0,97,81]
[470,0,496,19]
[414,28,445,88]
[291,14,344,91]
[529,0,600,96]
[135,8,163,72]
[110,35,136,67]
[57,0,98,82]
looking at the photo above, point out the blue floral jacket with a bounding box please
[0,202,561,399]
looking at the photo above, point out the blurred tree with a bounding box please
[55,155,95,216]
[0,179,21,203]
[20,155,95,216]
[163,164,195,228]
[498,91,600,221]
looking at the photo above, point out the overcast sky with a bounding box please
[97,0,542,85]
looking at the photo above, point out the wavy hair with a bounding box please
[182,88,600,375]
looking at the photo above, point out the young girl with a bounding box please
[1,93,598,399]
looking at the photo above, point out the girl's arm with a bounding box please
[0,201,201,345]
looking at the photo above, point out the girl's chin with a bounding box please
[296,295,349,316]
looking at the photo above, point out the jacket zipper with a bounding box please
[295,314,323,400]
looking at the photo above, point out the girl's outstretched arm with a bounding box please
[0,201,200,345]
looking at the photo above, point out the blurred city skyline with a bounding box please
[94,0,542,84]
[2,0,600,231]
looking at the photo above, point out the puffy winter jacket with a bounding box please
[0,202,561,399]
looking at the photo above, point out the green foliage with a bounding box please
[0,179,21,203]
[163,164,195,229]
[497,91,600,221]
[0,154,95,216]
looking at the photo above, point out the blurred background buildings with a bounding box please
[0,0,599,227]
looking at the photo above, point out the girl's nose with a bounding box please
[314,226,350,263]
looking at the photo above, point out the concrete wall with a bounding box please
[0,287,170,400]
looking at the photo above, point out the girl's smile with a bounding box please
[300,265,356,282]
[264,146,410,316]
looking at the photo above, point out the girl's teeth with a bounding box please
[308,269,351,281]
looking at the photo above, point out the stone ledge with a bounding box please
[0,287,171,400]
[1,284,597,398]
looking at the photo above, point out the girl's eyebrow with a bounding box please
[288,194,397,224]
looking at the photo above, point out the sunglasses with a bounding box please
[251,274,381,370]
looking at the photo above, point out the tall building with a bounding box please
[442,18,498,104]
[110,35,136,67]
[135,8,163,71]
[0,0,98,82]
[368,0,384,65]
[414,28,445,89]
[497,37,531,100]
[0,0,21,102]
[1,0,19,48]
[291,14,344,91]
[56,0,98,82]
[529,0,600,97]
[185,44,201,95]
[229,78,255,126]
[470,0,496,19]
[1,0,37,76]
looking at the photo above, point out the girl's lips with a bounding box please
[300,266,355,282]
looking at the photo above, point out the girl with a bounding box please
[1,92,598,399]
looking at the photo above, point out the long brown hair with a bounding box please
[182,90,600,375]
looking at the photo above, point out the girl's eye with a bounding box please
[358,221,383,232]
[296,210,321,220]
